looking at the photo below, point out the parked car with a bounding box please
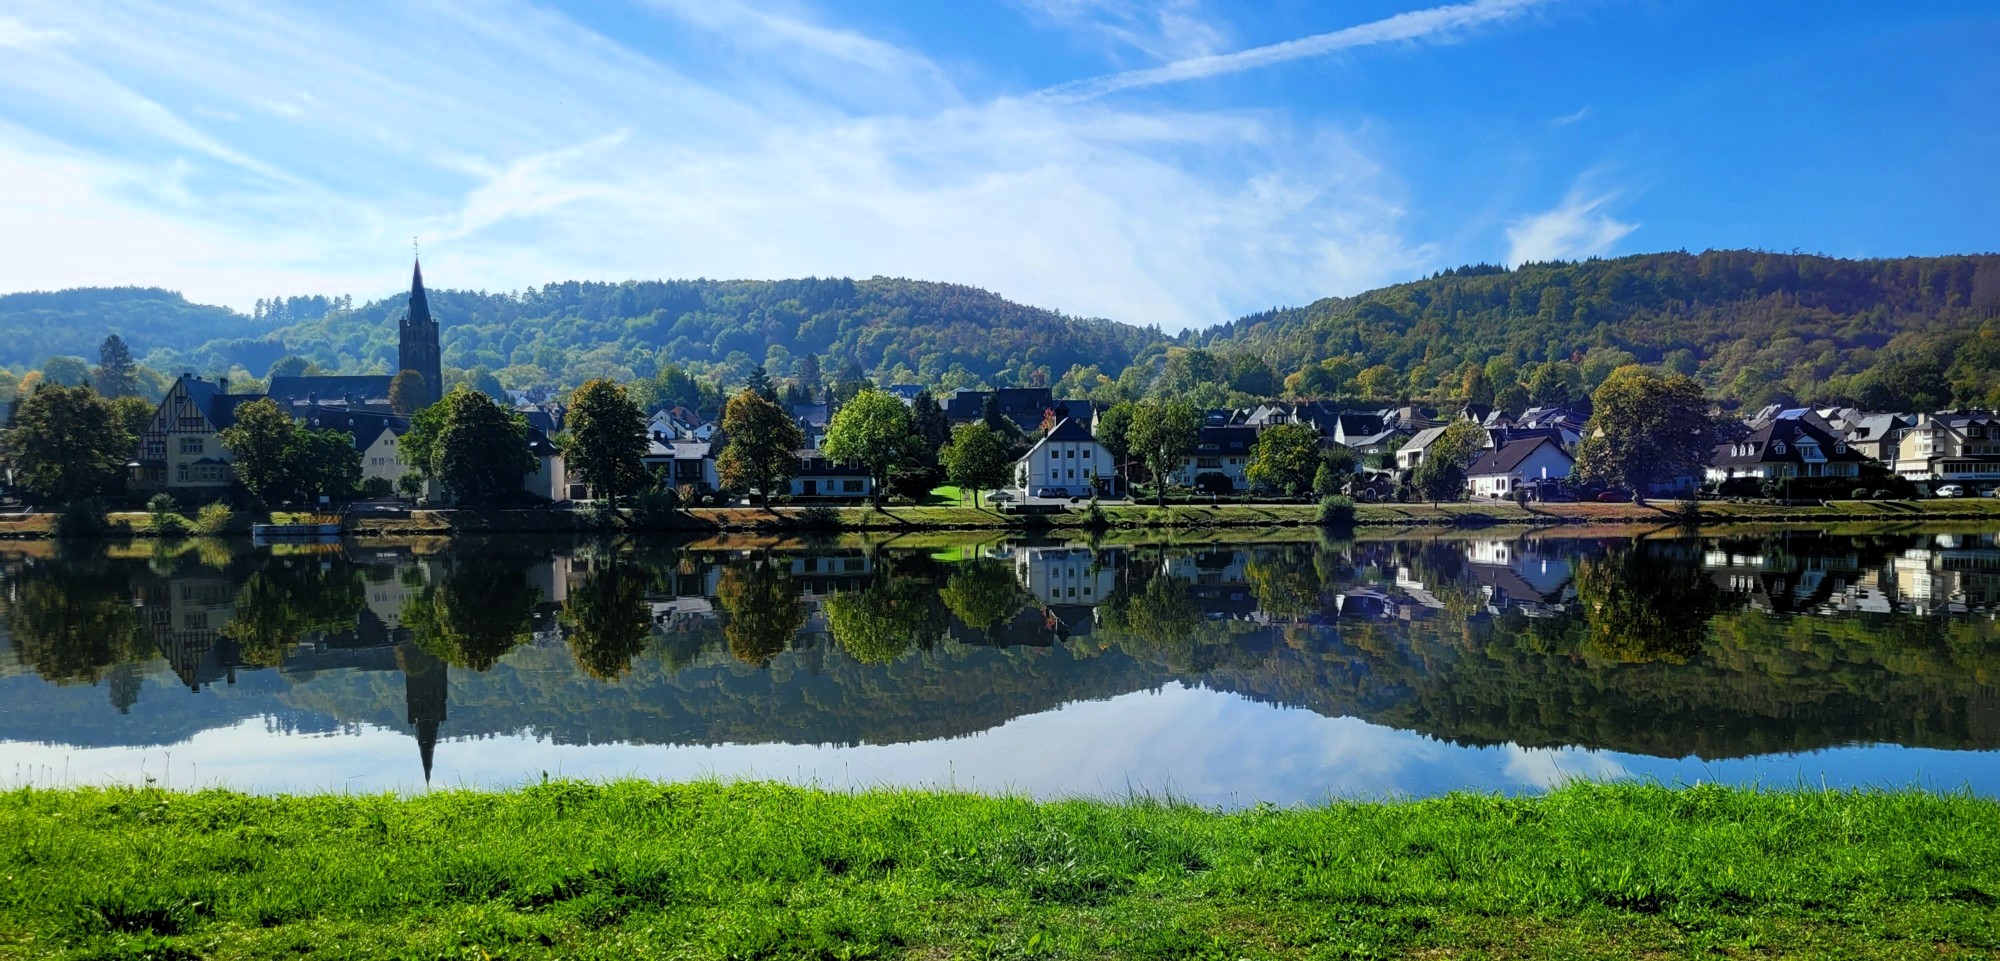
[1935,484,1966,498]
[1595,490,1633,503]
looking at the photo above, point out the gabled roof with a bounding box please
[1044,417,1097,443]
[1399,426,1449,457]
[267,375,395,404]
[1468,436,1572,477]
[1711,410,1870,467]
[1195,425,1257,455]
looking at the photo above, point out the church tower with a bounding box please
[397,257,443,408]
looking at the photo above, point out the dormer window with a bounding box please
[1772,441,1786,455]
[1834,442,1846,454]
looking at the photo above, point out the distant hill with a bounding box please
[1199,250,2000,410]
[0,287,271,369]
[2,277,1168,394]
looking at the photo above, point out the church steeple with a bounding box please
[397,254,443,409]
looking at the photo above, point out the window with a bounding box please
[176,464,188,481]
[1834,442,1846,454]
[179,437,203,455]
[843,480,863,493]
[1066,449,1075,458]
[1772,441,1786,454]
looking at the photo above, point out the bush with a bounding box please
[576,500,621,531]
[1874,489,1896,500]
[794,505,841,529]
[628,487,682,529]
[1317,495,1356,527]
[1083,497,1107,528]
[192,502,233,536]
[1851,488,1872,500]
[360,476,394,498]
[54,498,109,538]
[145,493,183,535]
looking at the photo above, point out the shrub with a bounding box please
[795,505,841,529]
[360,476,394,498]
[54,498,109,538]
[1317,495,1356,527]
[576,500,621,531]
[192,502,233,536]
[145,493,183,535]
[1851,488,1872,500]
[1083,497,1107,528]
[628,487,682,529]
[1874,489,1896,500]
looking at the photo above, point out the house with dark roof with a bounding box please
[943,387,1058,432]
[1842,413,1915,468]
[1707,409,1870,484]
[642,434,719,493]
[790,450,873,499]
[1014,417,1111,497]
[1467,436,1574,498]
[130,374,266,493]
[1170,425,1258,491]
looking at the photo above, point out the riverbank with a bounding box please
[3,497,1998,539]
[2,782,1993,959]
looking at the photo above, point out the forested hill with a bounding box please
[1199,250,2000,410]
[0,277,1168,393]
[0,288,269,369]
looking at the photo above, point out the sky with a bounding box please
[0,0,1994,332]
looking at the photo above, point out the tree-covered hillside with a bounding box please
[1198,250,2000,410]
[236,277,1164,394]
[0,288,271,370]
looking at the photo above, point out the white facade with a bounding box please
[1014,421,1110,496]
[1012,547,1114,607]
[1468,441,1573,498]
[360,427,411,487]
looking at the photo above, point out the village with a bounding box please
[112,260,2000,517]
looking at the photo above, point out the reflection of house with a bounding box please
[1013,547,1113,608]
[788,551,875,596]
[143,573,239,691]
[1467,543,1575,617]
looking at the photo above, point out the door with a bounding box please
[803,480,817,495]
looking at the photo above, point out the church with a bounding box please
[131,258,448,495]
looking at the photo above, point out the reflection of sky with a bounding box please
[5,684,1995,806]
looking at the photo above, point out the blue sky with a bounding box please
[0,0,1994,331]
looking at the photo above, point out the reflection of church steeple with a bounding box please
[396,642,447,785]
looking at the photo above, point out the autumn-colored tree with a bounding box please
[1574,366,1720,500]
[715,389,804,505]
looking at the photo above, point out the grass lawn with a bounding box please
[3,782,1996,959]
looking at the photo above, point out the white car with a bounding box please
[1935,484,1966,498]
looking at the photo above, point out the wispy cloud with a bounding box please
[0,0,1548,330]
[1015,0,1228,63]
[1041,0,1551,100]
[1505,186,1638,265]
[1552,105,1590,125]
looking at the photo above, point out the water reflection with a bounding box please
[2,530,1997,802]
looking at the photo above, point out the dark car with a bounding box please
[1595,490,1633,503]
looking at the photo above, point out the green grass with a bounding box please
[3,782,1996,959]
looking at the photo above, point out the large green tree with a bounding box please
[219,398,362,504]
[1094,401,1136,490]
[561,560,655,680]
[6,384,130,502]
[563,378,648,508]
[94,335,139,398]
[1125,399,1201,506]
[1574,366,1720,500]
[429,386,535,506]
[823,576,940,664]
[715,559,806,666]
[1245,422,1321,497]
[821,387,921,504]
[1411,421,1487,505]
[715,389,805,505]
[939,422,1013,507]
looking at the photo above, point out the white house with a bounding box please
[1168,425,1257,492]
[791,450,873,499]
[1466,436,1573,498]
[359,426,411,488]
[1014,417,1110,496]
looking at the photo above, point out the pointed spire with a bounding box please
[408,255,431,328]
[416,717,439,785]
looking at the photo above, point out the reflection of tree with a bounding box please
[824,577,941,664]
[561,562,655,680]
[938,560,1026,634]
[1246,546,1321,619]
[405,556,539,671]
[221,558,364,666]
[1,558,149,684]
[1104,572,1203,650]
[1576,544,1734,664]
[715,561,806,667]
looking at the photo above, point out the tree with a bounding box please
[266,355,314,380]
[561,560,654,680]
[1410,421,1486,504]
[716,560,806,666]
[1355,364,1401,400]
[431,386,534,506]
[292,427,362,502]
[40,356,92,388]
[716,388,804,505]
[794,353,823,400]
[938,559,1026,634]
[1525,362,1585,409]
[1125,399,1201,505]
[821,388,920,504]
[6,384,129,502]
[563,378,648,509]
[218,398,298,502]
[405,555,538,670]
[940,423,1013,507]
[1574,366,1720,500]
[823,576,939,664]
[1245,422,1321,497]
[108,396,153,447]
[1494,382,1530,417]
[389,370,428,416]
[910,390,951,462]
[745,364,777,402]
[94,335,139,398]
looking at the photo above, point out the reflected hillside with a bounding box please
[3,532,1997,781]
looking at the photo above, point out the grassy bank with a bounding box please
[3,782,1996,959]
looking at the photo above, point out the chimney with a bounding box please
[218,377,228,394]
[183,371,195,381]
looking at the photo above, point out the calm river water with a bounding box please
[2,530,1996,805]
